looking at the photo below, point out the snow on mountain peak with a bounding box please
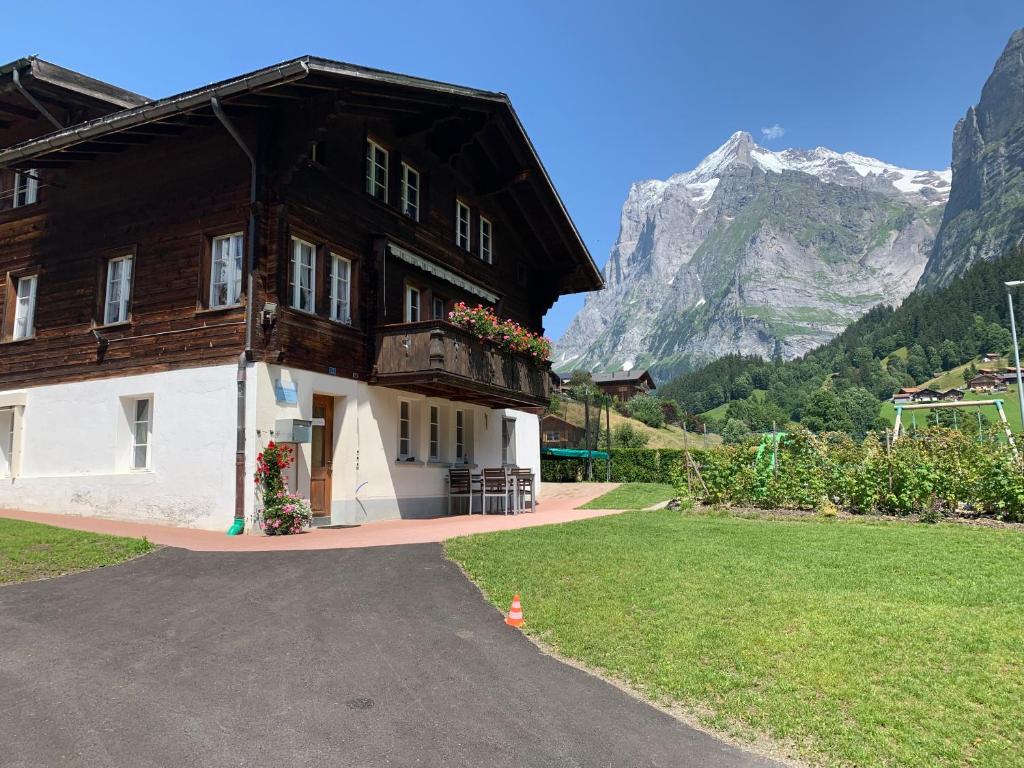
[640,133,952,209]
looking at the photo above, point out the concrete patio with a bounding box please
[0,482,622,551]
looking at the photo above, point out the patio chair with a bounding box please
[448,468,481,515]
[482,468,515,515]
[512,467,536,513]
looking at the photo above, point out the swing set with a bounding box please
[892,399,1018,458]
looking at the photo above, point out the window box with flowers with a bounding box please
[446,302,552,364]
[254,441,313,535]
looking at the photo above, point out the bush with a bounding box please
[613,423,650,448]
[627,394,665,428]
[541,448,682,484]
[676,426,1024,520]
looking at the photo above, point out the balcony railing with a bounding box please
[372,320,551,409]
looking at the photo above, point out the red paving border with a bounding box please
[0,483,622,552]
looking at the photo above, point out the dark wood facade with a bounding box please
[592,370,656,402]
[0,57,602,404]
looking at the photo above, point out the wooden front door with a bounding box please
[310,395,334,516]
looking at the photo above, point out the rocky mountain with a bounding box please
[555,131,949,380]
[919,28,1024,287]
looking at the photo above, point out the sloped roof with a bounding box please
[592,370,656,387]
[0,55,601,292]
[0,56,147,111]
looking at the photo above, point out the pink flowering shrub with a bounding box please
[254,441,313,535]
[447,302,552,363]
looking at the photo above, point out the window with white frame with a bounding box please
[290,238,316,312]
[456,200,471,250]
[330,253,352,324]
[130,397,152,470]
[0,409,13,477]
[210,232,244,308]
[398,399,412,459]
[401,163,420,221]
[366,139,388,202]
[429,405,440,461]
[479,216,493,263]
[103,255,133,325]
[12,275,37,340]
[405,285,420,323]
[455,409,466,463]
[13,170,38,208]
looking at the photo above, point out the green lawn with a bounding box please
[447,511,1024,767]
[0,518,153,585]
[578,483,676,510]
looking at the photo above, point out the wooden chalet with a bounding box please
[0,56,603,529]
[592,370,655,402]
[968,374,1006,393]
[540,414,585,449]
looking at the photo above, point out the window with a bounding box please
[429,405,440,461]
[310,140,326,164]
[103,255,133,325]
[290,238,316,312]
[13,170,38,208]
[456,200,471,250]
[398,400,411,459]
[131,398,152,470]
[328,253,352,324]
[502,418,516,465]
[209,233,244,308]
[365,139,388,202]
[455,409,466,462]
[0,409,14,477]
[405,285,420,323]
[544,431,561,442]
[479,216,493,263]
[11,275,37,340]
[401,163,420,221]
[432,296,446,320]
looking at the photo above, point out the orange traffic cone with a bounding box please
[505,594,525,627]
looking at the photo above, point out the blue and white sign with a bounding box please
[274,378,298,405]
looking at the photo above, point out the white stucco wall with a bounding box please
[0,365,239,530]
[0,361,541,531]
[253,364,541,524]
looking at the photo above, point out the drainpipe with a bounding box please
[12,67,63,130]
[212,96,258,535]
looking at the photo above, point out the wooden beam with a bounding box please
[0,100,38,119]
[478,169,531,197]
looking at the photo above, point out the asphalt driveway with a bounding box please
[0,545,781,768]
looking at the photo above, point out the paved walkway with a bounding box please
[0,543,782,768]
[0,483,622,551]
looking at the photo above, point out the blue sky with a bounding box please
[5,2,1021,338]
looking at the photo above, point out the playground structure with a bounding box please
[892,399,1018,457]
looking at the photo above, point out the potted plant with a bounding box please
[254,441,313,535]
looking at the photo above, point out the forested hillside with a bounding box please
[659,246,1024,435]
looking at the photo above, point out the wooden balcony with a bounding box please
[371,320,551,410]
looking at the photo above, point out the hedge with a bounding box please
[541,448,684,484]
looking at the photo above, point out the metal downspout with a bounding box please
[211,97,258,533]
[12,67,63,130]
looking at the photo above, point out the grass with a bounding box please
[447,511,1024,767]
[0,518,153,585]
[924,356,1011,392]
[558,400,722,449]
[578,482,676,510]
